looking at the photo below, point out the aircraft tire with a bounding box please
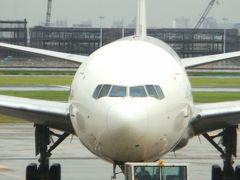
[235,165,240,179]
[211,164,222,180]
[49,163,61,180]
[26,163,38,180]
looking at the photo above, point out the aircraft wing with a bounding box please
[190,101,240,136]
[0,95,74,134]
[181,51,240,68]
[0,42,87,64]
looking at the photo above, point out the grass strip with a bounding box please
[0,91,69,101]
[0,70,76,75]
[193,92,240,103]
[0,76,73,85]
[0,115,27,123]
[1,76,239,87]
[1,70,240,76]
[188,71,240,77]
[190,77,240,87]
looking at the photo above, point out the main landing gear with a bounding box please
[26,125,69,180]
[202,125,240,180]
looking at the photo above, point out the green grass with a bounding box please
[0,91,69,101]
[1,69,240,76]
[1,75,239,87]
[0,114,26,123]
[190,77,240,87]
[188,71,240,77]
[192,92,240,103]
[0,70,76,75]
[0,76,73,85]
[0,73,239,87]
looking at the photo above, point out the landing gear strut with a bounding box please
[26,125,69,180]
[111,161,124,180]
[203,125,239,180]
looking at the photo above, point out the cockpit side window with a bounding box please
[130,86,147,97]
[98,85,111,98]
[109,86,126,97]
[145,85,159,99]
[154,85,165,100]
[92,85,103,99]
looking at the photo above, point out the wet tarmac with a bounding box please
[0,124,240,180]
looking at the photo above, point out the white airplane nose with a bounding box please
[107,101,148,142]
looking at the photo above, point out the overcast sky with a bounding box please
[0,0,240,28]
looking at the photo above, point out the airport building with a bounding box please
[0,20,28,57]
[29,27,240,58]
[29,27,135,56]
[0,20,240,68]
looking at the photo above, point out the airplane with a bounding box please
[0,0,240,179]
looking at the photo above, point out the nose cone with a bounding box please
[107,101,148,142]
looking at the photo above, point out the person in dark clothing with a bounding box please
[135,167,152,180]
[152,168,160,180]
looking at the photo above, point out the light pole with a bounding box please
[98,16,105,47]
[222,17,228,53]
[121,19,125,38]
[221,17,228,67]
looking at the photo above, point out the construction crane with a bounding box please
[45,0,53,26]
[194,0,217,29]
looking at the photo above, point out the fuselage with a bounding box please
[69,36,193,163]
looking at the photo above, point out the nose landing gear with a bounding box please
[111,161,124,180]
[203,125,240,180]
[26,125,69,180]
[111,163,117,180]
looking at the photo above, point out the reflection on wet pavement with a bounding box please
[0,124,239,180]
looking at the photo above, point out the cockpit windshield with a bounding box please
[92,84,165,100]
[130,86,147,97]
[109,86,127,97]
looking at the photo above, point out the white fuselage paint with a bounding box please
[69,36,193,163]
